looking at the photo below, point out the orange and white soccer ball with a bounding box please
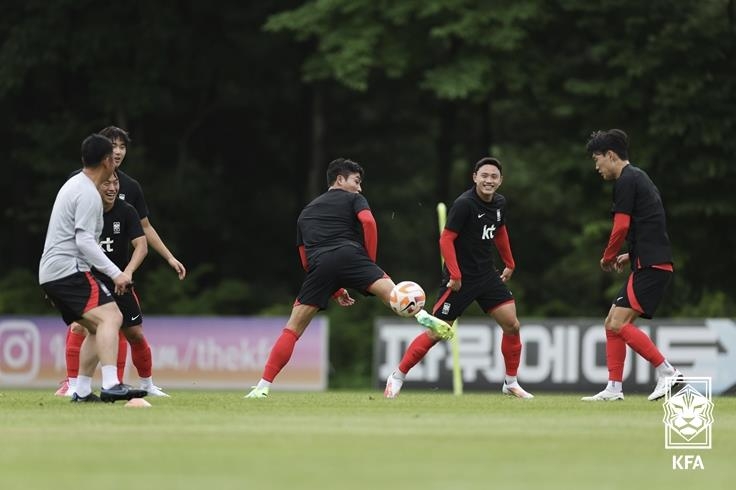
[389,281,426,317]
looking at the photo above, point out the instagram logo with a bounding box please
[0,320,41,383]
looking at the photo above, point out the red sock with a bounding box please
[619,323,665,366]
[501,333,522,376]
[117,330,128,383]
[66,328,85,378]
[606,329,626,381]
[130,337,153,378]
[262,329,300,382]
[398,331,438,374]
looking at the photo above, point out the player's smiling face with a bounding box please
[99,173,120,209]
[111,138,127,168]
[335,173,363,193]
[473,164,502,201]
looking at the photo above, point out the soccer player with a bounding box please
[245,158,454,398]
[99,126,186,280]
[39,134,146,403]
[59,172,170,398]
[385,157,533,399]
[582,129,682,401]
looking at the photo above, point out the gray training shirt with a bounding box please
[39,172,121,284]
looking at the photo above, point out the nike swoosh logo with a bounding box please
[616,297,624,302]
[477,213,485,218]
[131,315,140,321]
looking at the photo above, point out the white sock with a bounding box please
[68,377,78,391]
[256,379,272,390]
[75,375,92,397]
[655,360,675,377]
[393,370,406,381]
[606,380,623,393]
[140,376,153,389]
[505,375,518,386]
[101,365,120,389]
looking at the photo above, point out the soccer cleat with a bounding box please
[142,385,171,397]
[647,369,684,401]
[414,309,454,340]
[581,389,625,401]
[70,392,102,403]
[244,386,269,399]
[384,373,404,399]
[502,382,534,399]
[100,383,148,403]
[54,379,70,397]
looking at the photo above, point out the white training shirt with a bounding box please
[39,172,122,284]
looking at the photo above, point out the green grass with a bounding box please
[0,390,733,490]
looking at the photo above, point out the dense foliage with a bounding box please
[2,1,734,384]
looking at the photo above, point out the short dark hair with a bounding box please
[586,129,629,160]
[326,158,364,186]
[99,126,131,145]
[474,157,503,175]
[81,134,113,168]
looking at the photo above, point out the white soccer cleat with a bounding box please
[384,373,404,399]
[581,389,624,401]
[244,386,270,399]
[142,385,171,397]
[502,382,534,399]
[647,369,683,401]
[54,379,74,397]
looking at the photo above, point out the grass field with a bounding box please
[0,390,732,490]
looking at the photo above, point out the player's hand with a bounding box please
[500,267,514,282]
[113,272,133,295]
[446,278,462,292]
[168,257,186,280]
[600,257,615,272]
[614,253,630,273]
[334,289,355,307]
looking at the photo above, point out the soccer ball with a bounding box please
[389,281,426,317]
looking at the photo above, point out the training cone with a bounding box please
[124,398,152,408]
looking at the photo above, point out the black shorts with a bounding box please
[297,244,387,310]
[94,272,143,328]
[431,274,514,322]
[614,267,672,319]
[41,271,116,325]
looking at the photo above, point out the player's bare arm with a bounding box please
[141,217,187,280]
[124,236,148,279]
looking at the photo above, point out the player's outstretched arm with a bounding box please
[141,217,186,280]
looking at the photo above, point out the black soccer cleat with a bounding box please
[70,392,102,403]
[100,383,148,403]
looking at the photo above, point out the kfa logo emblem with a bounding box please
[663,376,713,471]
[663,377,713,449]
[113,221,121,234]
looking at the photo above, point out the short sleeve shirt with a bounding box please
[612,164,673,267]
[297,189,370,263]
[116,169,149,220]
[444,188,507,282]
[97,199,144,270]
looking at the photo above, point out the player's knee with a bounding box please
[500,320,520,334]
[605,320,623,333]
